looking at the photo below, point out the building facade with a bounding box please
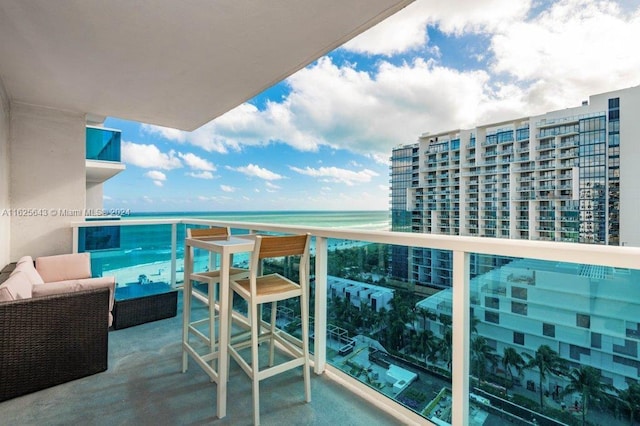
[416,258,640,391]
[391,85,640,394]
[390,85,640,288]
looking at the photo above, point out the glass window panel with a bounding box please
[327,244,453,421]
[467,254,639,425]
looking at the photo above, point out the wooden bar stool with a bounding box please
[182,226,249,373]
[227,233,312,425]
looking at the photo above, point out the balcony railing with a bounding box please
[70,218,640,426]
[86,126,121,162]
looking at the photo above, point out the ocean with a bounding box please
[126,210,390,231]
[89,211,389,282]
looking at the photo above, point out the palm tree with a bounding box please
[438,326,453,371]
[469,313,480,335]
[470,336,498,381]
[522,345,565,410]
[416,329,437,365]
[502,347,525,385]
[618,382,640,425]
[563,366,613,426]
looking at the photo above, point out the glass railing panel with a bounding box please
[326,239,453,422]
[86,126,121,162]
[80,222,182,290]
[466,254,639,425]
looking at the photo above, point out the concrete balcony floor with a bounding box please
[1,292,404,426]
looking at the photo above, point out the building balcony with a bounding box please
[3,217,639,426]
[85,126,126,184]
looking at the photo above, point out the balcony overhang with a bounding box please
[86,160,126,184]
[0,0,413,131]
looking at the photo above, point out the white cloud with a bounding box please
[228,164,284,181]
[131,0,640,175]
[186,171,214,179]
[144,170,167,187]
[122,141,182,170]
[289,165,378,186]
[145,170,166,181]
[220,185,235,193]
[342,0,530,55]
[141,122,240,154]
[342,1,431,55]
[418,0,530,35]
[489,0,640,110]
[265,181,280,190]
[178,152,216,171]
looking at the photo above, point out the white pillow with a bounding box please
[11,257,44,285]
[0,270,33,301]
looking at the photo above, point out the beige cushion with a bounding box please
[0,270,33,301]
[33,276,116,327]
[11,256,45,285]
[36,253,91,282]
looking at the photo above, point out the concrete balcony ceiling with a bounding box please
[0,0,413,130]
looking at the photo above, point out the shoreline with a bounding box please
[103,239,372,287]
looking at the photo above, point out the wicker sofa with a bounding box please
[0,253,114,402]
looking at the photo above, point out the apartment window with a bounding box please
[614,356,640,371]
[613,340,638,357]
[485,296,499,309]
[513,332,525,345]
[485,338,498,350]
[591,332,602,349]
[511,286,528,300]
[485,311,500,324]
[577,313,591,328]
[511,301,528,316]
[627,321,640,339]
[570,345,591,360]
[543,323,555,338]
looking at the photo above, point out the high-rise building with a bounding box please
[390,85,640,288]
[390,86,640,393]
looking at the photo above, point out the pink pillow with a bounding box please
[11,257,45,285]
[36,253,91,282]
[0,271,33,301]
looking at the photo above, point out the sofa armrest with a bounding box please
[0,288,109,402]
[33,277,116,326]
[35,253,92,282]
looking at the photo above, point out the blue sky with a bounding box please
[103,0,640,213]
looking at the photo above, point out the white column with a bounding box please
[313,236,328,374]
[171,223,177,287]
[451,249,470,425]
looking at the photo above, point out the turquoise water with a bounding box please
[126,210,390,231]
[88,211,389,280]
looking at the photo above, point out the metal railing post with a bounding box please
[451,250,470,425]
[314,236,328,374]
[171,223,177,287]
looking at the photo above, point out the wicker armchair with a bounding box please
[0,287,109,402]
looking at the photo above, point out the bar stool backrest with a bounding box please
[187,227,229,239]
[256,234,309,260]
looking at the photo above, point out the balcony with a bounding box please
[85,126,126,184]
[1,217,619,425]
